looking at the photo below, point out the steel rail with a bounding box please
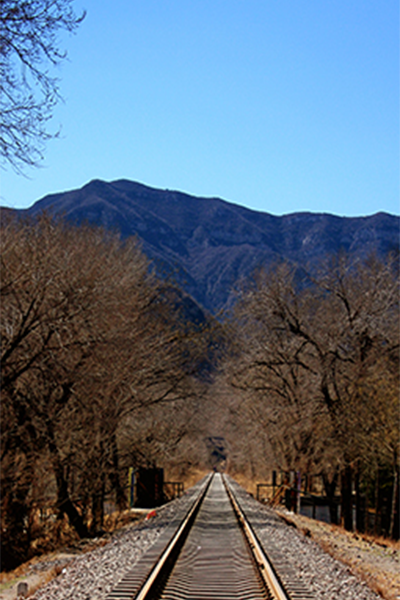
[159,472,268,599]
[134,472,213,600]
[223,474,289,600]
[108,473,315,599]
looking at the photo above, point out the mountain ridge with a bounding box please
[3,179,398,312]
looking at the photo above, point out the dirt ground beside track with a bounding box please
[275,508,400,600]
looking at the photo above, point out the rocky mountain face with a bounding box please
[13,179,400,313]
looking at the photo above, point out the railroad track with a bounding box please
[106,473,315,600]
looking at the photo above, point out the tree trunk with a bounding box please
[323,471,339,525]
[44,417,89,538]
[110,432,127,511]
[389,467,399,539]
[374,468,381,535]
[0,453,33,570]
[341,464,353,531]
[91,482,105,535]
[54,465,89,538]
[355,463,365,533]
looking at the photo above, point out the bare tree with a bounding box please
[0,0,85,171]
[356,366,400,537]
[1,214,217,566]
[224,254,399,532]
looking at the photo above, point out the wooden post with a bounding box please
[296,471,301,514]
[389,467,399,539]
[272,470,277,500]
[128,467,135,508]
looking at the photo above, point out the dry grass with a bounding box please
[0,560,39,586]
[26,564,65,597]
[181,468,209,490]
[227,471,264,498]
[0,561,68,599]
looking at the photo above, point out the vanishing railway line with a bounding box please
[106,473,315,600]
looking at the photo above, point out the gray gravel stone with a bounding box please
[227,476,381,600]
[31,476,381,600]
[30,480,205,600]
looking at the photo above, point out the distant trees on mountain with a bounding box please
[222,254,399,536]
[0,214,214,569]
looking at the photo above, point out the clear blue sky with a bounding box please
[1,0,399,216]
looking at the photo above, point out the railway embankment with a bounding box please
[0,476,398,600]
[0,481,205,600]
[274,507,400,600]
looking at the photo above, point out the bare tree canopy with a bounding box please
[0,214,217,569]
[0,0,85,172]
[222,254,399,533]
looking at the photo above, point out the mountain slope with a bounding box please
[15,179,400,312]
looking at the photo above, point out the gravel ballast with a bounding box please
[4,475,397,600]
[227,476,385,600]
[27,479,207,600]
